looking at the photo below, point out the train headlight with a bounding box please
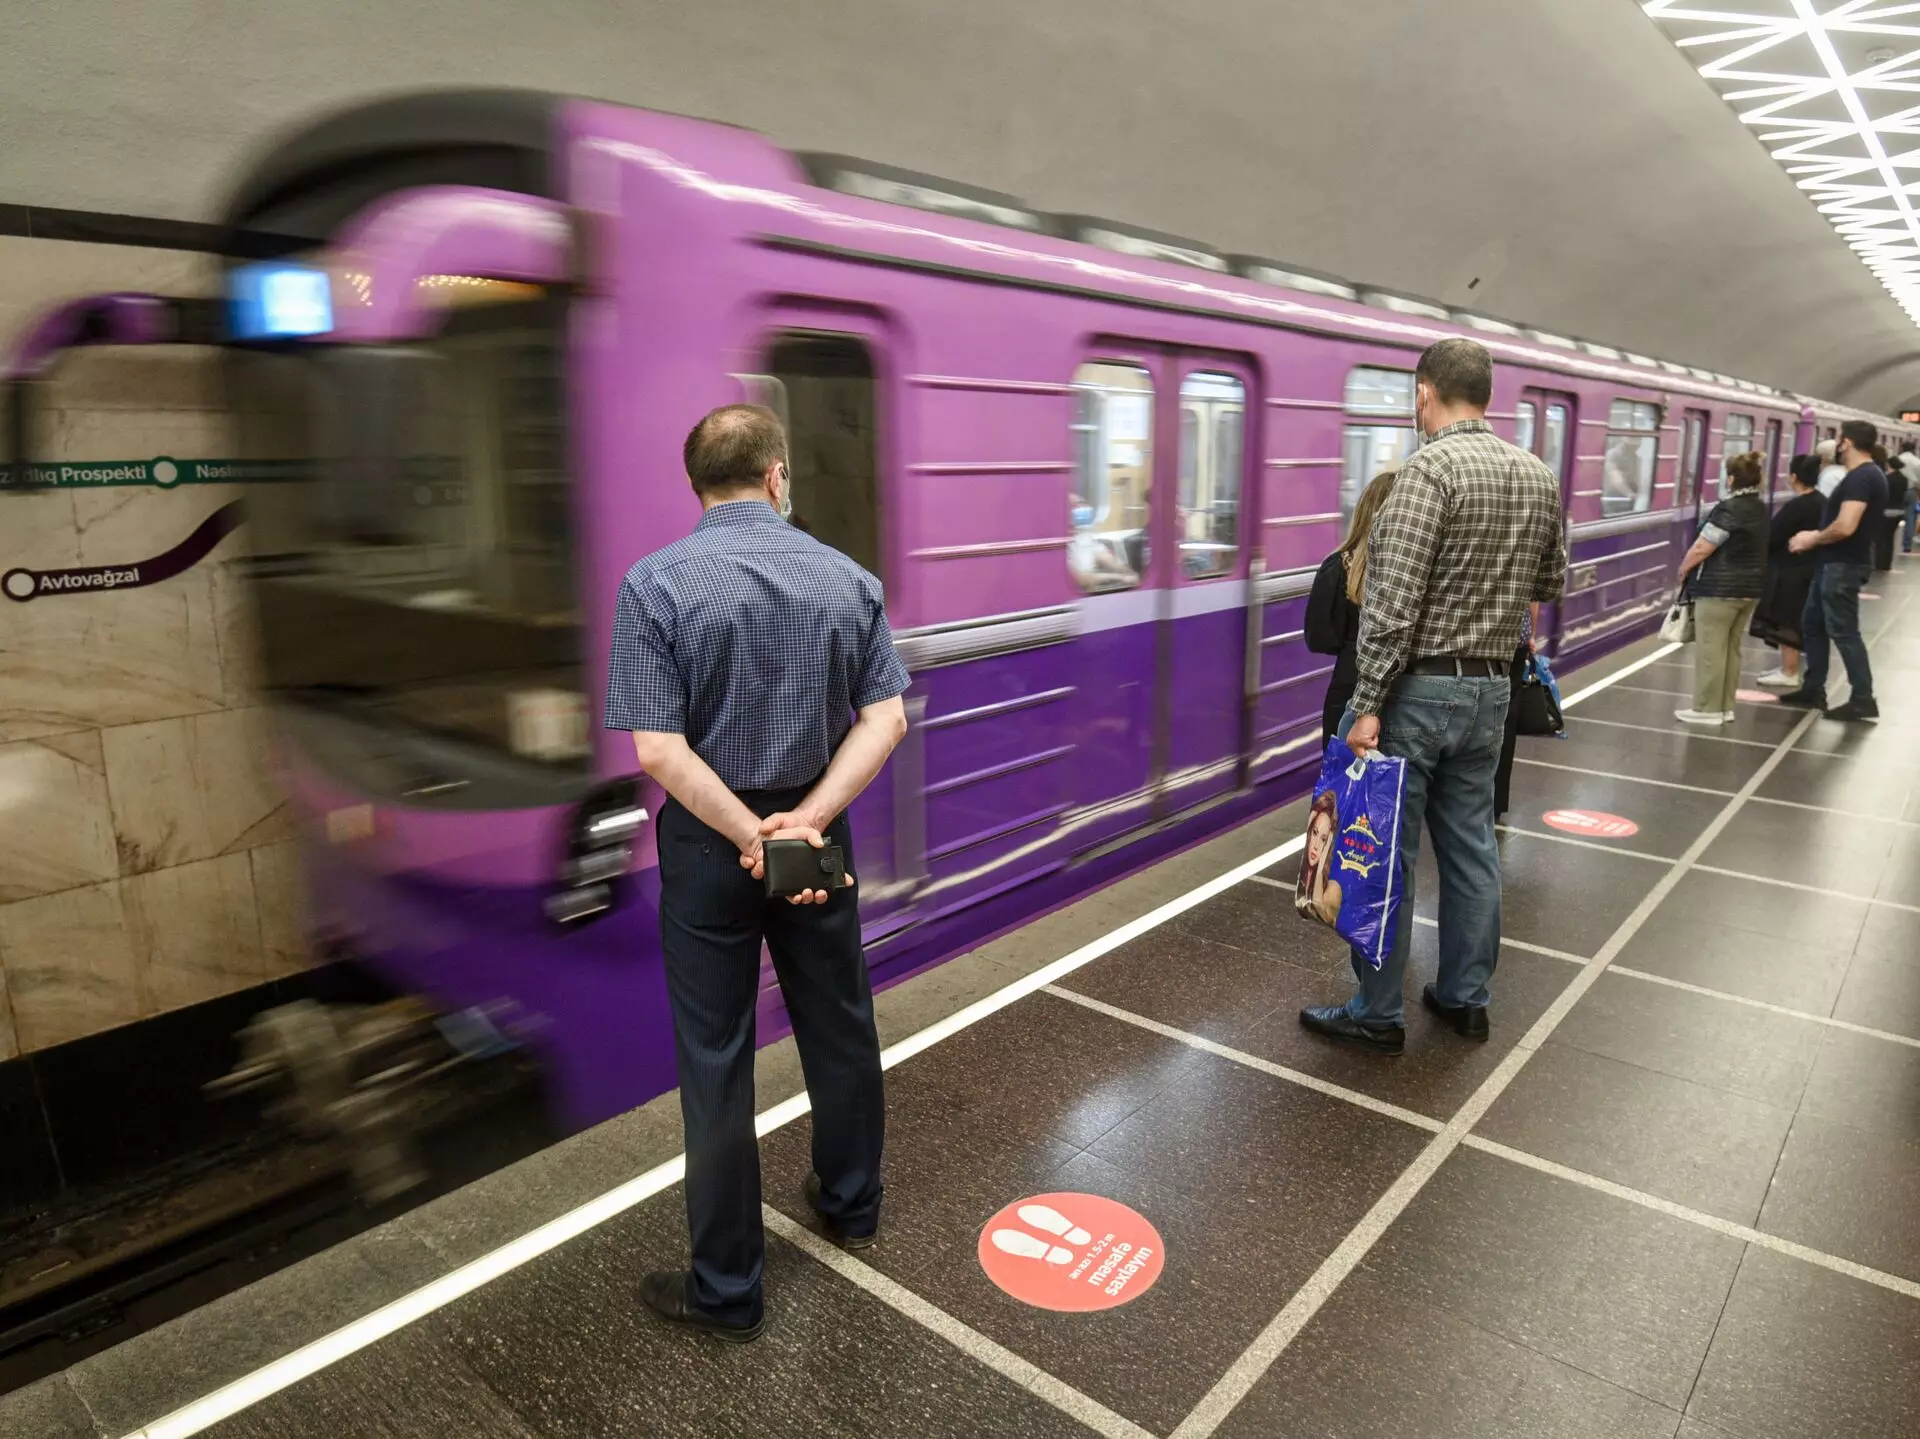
[547,777,646,927]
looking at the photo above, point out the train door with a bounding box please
[1162,358,1253,817]
[1517,387,1575,647]
[1764,418,1784,504]
[1678,409,1710,520]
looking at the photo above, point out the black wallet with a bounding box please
[763,839,847,898]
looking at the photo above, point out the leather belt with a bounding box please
[1404,656,1507,678]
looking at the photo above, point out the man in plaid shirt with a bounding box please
[1301,338,1567,1055]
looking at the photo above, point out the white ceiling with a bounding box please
[2,0,1919,411]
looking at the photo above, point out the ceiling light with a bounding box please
[1645,1,1920,328]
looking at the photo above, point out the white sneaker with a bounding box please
[1675,708,1726,726]
[1754,669,1797,689]
[1720,712,1737,723]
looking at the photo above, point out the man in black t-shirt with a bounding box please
[1782,418,1886,721]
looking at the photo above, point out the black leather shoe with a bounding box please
[1299,1005,1405,1055]
[1775,687,1827,709]
[1823,697,1879,722]
[1422,983,1490,1041]
[804,1173,879,1250]
[639,1271,764,1342]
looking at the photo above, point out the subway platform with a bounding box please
[8,561,1918,1439]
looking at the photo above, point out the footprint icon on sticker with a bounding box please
[987,1203,1095,1266]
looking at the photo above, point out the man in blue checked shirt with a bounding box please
[606,404,909,1343]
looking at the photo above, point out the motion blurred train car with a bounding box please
[9,89,1918,1141]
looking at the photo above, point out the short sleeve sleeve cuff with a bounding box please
[603,574,689,733]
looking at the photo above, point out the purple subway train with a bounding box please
[8,89,1917,1136]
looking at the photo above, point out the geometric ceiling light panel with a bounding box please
[1645,1,1920,326]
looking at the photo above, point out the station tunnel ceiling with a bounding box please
[5,0,1918,413]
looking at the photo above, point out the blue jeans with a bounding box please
[1800,562,1874,702]
[1338,674,1509,1029]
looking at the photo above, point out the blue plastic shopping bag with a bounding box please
[1295,742,1409,970]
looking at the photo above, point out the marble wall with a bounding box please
[0,236,309,1060]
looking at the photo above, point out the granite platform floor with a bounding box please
[9,557,1918,1439]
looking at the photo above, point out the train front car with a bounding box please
[222,92,690,1133]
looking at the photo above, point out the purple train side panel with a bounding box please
[121,90,1907,1134]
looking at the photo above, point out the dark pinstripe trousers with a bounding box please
[654,790,885,1326]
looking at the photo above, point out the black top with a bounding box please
[1305,551,1360,689]
[1769,489,1825,567]
[1822,462,1888,567]
[1692,491,1769,600]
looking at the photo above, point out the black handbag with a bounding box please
[1513,651,1563,737]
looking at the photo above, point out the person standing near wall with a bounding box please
[1782,418,1886,723]
[1300,338,1567,1054]
[1674,451,1768,725]
[606,405,910,1341]
[1305,466,1399,746]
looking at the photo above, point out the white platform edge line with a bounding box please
[109,636,1737,1438]
[762,1207,1157,1439]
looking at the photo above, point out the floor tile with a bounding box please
[1575,685,1804,746]
[1757,1112,1920,1283]
[1524,727,1768,793]
[1225,940,1577,1119]
[1163,879,1343,974]
[204,1327,538,1439]
[1414,830,1663,957]
[1549,971,1825,1110]
[0,1376,101,1439]
[1699,802,1896,899]
[878,988,1203,1153]
[1615,913,1853,1015]
[1477,1043,1794,1224]
[1503,763,1729,856]
[1065,916,1327,1045]
[1361,1146,1744,1409]
[1853,901,1920,965]
[1687,1247,1920,1439]
[1875,828,1920,906]
[1212,1267,1685,1439]
[434,1198,1101,1439]
[1661,869,1870,950]
[1794,1026,1920,1144]
[1830,947,1920,1040]
[1753,749,1916,821]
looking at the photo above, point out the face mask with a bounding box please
[774,464,793,522]
[1072,504,1094,528]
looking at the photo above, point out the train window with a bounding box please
[762,333,881,578]
[1342,365,1417,533]
[1515,401,1537,453]
[1678,412,1706,509]
[1764,419,1783,492]
[1543,403,1570,481]
[1071,361,1153,593]
[1344,367,1415,417]
[1177,371,1244,579]
[1602,399,1660,517]
[1722,413,1755,479]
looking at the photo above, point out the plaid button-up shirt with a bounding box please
[1353,418,1567,717]
[604,501,910,792]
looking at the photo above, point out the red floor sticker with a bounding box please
[1541,809,1640,839]
[978,1194,1164,1312]
[1735,689,1778,704]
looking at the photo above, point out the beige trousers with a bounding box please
[1693,597,1758,714]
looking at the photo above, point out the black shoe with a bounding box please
[1823,697,1879,722]
[639,1271,764,1343]
[804,1173,879,1251]
[1775,687,1827,709]
[1299,1004,1405,1055]
[1422,983,1490,1041]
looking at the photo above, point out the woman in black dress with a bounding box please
[1752,454,1826,689]
[1306,467,1399,745]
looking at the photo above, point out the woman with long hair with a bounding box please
[1676,450,1769,724]
[1752,454,1825,689]
[1306,466,1400,744]
[1294,789,1344,925]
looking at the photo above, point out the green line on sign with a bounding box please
[1,458,308,488]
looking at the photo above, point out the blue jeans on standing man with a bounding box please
[1338,673,1510,1029]
[1800,562,1874,702]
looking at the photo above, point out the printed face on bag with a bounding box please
[1295,792,1345,925]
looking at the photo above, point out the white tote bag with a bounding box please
[1659,583,1695,644]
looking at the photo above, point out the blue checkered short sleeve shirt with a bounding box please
[604,501,911,792]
